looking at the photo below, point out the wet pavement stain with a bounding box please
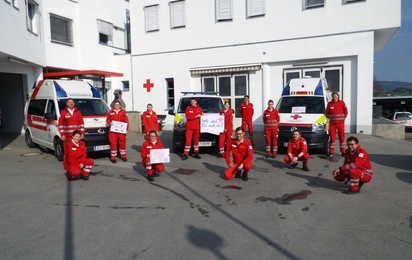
[255,190,312,205]
[119,175,140,182]
[55,203,148,210]
[306,182,319,188]
[90,170,103,176]
[215,184,221,187]
[172,168,197,175]
[302,207,309,211]
[323,165,329,168]
[317,173,323,177]
[221,185,242,190]
[252,166,269,173]
[100,173,113,177]
[20,152,44,157]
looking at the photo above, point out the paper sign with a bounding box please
[110,120,128,134]
[150,148,170,164]
[200,115,224,135]
[291,106,306,113]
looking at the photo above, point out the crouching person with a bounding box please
[284,129,310,171]
[65,130,94,181]
[141,130,165,182]
[224,127,253,181]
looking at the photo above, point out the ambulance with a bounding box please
[24,79,111,161]
[276,77,331,154]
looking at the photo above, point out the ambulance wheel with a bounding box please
[54,138,64,162]
[25,130,36,148]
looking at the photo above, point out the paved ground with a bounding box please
[0,131,411,260]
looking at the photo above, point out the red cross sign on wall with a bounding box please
[143,79,154,92]
[291,114,302,120]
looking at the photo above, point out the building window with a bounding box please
[166,78,175,110]
[122,81,130,92]
[98,19,113,45]
[303,0,324,9]
[12,0,18,9]
[170,1,186,28]
[26,0,39,34]
[145,5,159,32]
[50,14,73,45]
[344,0,364,3]
[247,0,265,18]
[216,0,233,21]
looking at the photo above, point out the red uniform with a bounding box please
[58,106,84,166]
[263,108,280,155]
[224,138,253,180]
[334,145,373,191]
[184,105,203,155]
[326,99,348,154]
[240,102,254,142]
[142,110,159,141]
[106,108,129,160]
[283,137,310,167]
[141,140,165,176]
[219,109,234,156]
[64,139,94,180]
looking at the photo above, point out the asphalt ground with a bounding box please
[0,131,411,260]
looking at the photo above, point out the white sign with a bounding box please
[150,148,170,163]
[200,115,224,135]
[291,106,306,113]
[110,120,128,134]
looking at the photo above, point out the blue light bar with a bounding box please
[282,82,291,95]
[53,81,68,97]
[314,80,324,96]
[88,83,101,98]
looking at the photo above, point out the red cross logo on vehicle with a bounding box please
[291,114,302,120]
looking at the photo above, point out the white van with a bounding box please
[276,77,331,154]
[24,79,111,161]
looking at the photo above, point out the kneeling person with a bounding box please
[224,127,253,181]
[65,130,94,181]
[284,129,310,171]
[141,130,165,182]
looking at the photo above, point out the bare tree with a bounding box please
[373,76,385,97]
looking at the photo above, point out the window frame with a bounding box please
[50,13,73,46]
[303,0,325,9]
[122,81,130,92]
[145,4,160,32]
[215,0,233,21]
[26,0,39,35]
[170,0,186,28]
[166,78,175,110]
[97,19,113,45]
[246,0,266,18]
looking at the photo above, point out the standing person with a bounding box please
[224,126,253,181]
[141,130,165,182]
[65,130,94,181]
[240,95,254,145]
[332,136,373,194]
[106,100,129,163]
[182,97,203,160]
[218,101,234,157]
[142,103,159,141]
[326,92,348,157]
[283,129,310,171]
[263,99,280,158]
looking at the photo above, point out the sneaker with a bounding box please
[181,155,188,160]
[122,158,128,162]
[302,166,310,172]
[344,188,360,194]
[111,159,117,164]
[328,153,334,158]
[341,153,346,157]
[288,163,298,169]
[265,154,270,158]
[147,175,154,182]
[194,153,201,159]
[271,154,276,159]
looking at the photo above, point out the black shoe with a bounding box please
[242,174,248,181]
[341,153,346,157]
[72,175,81,181]
[328,153,334,157]
[147,175,154,182]
[344,188,360,194]
[252,143,255,147]
[302,166,310,172]
[194,153,201,159]
[122,158,128,162]
[271,154,276,159]
[181,155,188,160]
[288,163,298,169]
[265,154,270,158]
[153,170,159,177]
[358,183,364,191]
[82,175,89,181]
[111,159,117,163]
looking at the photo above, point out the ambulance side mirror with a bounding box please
[168,109,175,115]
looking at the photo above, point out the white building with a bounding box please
[130,0,401,134]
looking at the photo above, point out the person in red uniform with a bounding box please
[142,103,159,141]
[58,98,84,168]
[141,130,165,182]
[218,101,234,157]
[240,95,254,145]
[332,136,373,194]
[106,100,129,163]
[182,98,203,160]
[263,99,280,158]
[65,130,94,181]
[326,92,348,157]
[224,126,253,181]
[284,129,310,171]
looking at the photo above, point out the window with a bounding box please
[216,0,233,21]
[170,1,186,28]
[98,19,113,45]
[26,0,39,34]
[12,0,18,9]
[303,0,324,9]
[247,0,265,18]
[344,0,363,3]
[145,5,159,32]
[50,14,73,45]
[122,81,130,92]
[45,100,57,120]
[28,100,47,116]
[166,78,175,110]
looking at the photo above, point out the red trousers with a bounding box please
[264,128,278,155]
[284,153,310,167]
[184,129,200,155]
[329,124,345,153]
[219,131,232,155]
[142,158,164,176]
[241,120,253,141]
[109,132,127,160]
[224,162,252,180]
[67,158,94,179]
[334,169,372,191]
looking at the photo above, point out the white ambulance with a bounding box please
[276,77,331,154]
[24,79,111,161]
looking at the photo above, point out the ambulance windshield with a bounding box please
[177,97,224,114]
[58,99,110,116]
[276,96,325,114]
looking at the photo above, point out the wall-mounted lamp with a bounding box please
[293,60,329,66]
[8,57,27,65]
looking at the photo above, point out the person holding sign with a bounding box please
[263,99,280,158]
[182,98,203,160]
[224,126,253,181]
[240,95,254,146]
[106,100,129,163]
[218,101,233,157]
[142,103,159,141]
[141,130,165,182]
[65,130,94,181]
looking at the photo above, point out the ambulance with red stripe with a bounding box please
[24,79,111,161]
[276,77,331,154]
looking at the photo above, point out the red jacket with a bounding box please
[106,108,129,131]
[263,108,280,129]
[185,105,203,130]
[340,145,373,176]
[142,110,158,133]
[65,139,87,166]
[240,102,254,121]
[326,99,348,125]
[287,137,308,156]
[141,140,164,161]
[58,107,85,138]
[220,109,234,133]
[225,138,253,165]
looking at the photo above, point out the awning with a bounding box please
[43,70,123,79]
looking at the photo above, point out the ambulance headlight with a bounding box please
[312,124,326,133]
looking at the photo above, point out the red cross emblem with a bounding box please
[291,114,302,120]
[143,79,154,92]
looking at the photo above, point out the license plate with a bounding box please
[283,142,288,147]
[198,142,212,147]
[94,145,110,151]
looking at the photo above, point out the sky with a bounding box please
[374,1,412,83]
